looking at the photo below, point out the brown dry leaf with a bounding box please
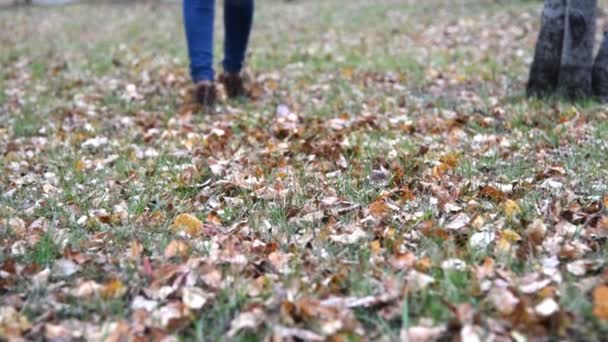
[488,287,519,315]
[44,323,72,340]
[164,240,190,259]
[407,270,435,291]
[129,240,143,261]
[0,306,32,337]
[330,225,367,245]
[206,212,222,225]
[152,302,190,329]
[273,325,324,341]
[369,199,390,218]
[268,251,292,274]
[53,258,81,278]
[227,308,265,337]
[182,287,210,310]
[479,185,505,203]
[432,162,451,179]
[401,325,445,342]
[445,213,470,230]
[592,286,608,321]
[72,280,103,298]
[390,252,416,270]
[171,213,204,236]
[526,219,547,245]
[519,279,551,295]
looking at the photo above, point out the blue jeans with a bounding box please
[183,0,254,82]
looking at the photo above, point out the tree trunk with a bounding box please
[557,0,597,99]
[592,31,608,100]
[527,0,566,98]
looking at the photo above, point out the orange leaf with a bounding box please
[432,163,450,179]
[129,240,143,261]
[369,240,382,255]
[369,200,390,218]
[479,185,506,203]
[102,279,125,299]
[399,186,415,202]
[164,240,190,259]
[593,286,608,321]
[439,153,459,168]
[206,212,222,226]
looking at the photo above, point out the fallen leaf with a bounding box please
[369,200,390,218]
[445,213,470,230]
[469,231,495,250]
[53,259,80,278]
[72,280,103,298]
[401,326,445,342]
[131,296,158,312]
[129,240,143,261]
[227,308,264,337]
[330,225,367,244]
[0,306,32,337]
[268,251,292,274]
[407,270,435,291]
[526,219,547,245]
[171,213,204,236]
[164,240,190,259]
[273,325,324,341]
[535,298,559,317]
[503,199,521,217]
[182,287,209,310]
[489,286,519,315]
[102,279,126,299]
[519,279,551,295]
[593,286,608,321]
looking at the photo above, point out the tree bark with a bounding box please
[592,31,608,100]
[527,0,566,98]
[557,0,597,99]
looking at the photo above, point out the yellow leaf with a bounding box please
[496,237,512,253]
[370,240,382,255]
[496,230,521,253]
[503,199,521,217]
[439,153,459,168]
[75,159,87,172]
[102,279,125,299]
[501,229,521,242]
[593,286,608,321]
[171,213,204,236]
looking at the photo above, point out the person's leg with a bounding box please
[223,0,254,75]
[183,0,215,82]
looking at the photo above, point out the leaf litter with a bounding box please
[1,0,608,340]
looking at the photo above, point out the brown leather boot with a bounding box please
[219,72,247,99]
[193,81,217,107]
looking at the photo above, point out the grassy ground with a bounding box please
[2,0,608,340]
